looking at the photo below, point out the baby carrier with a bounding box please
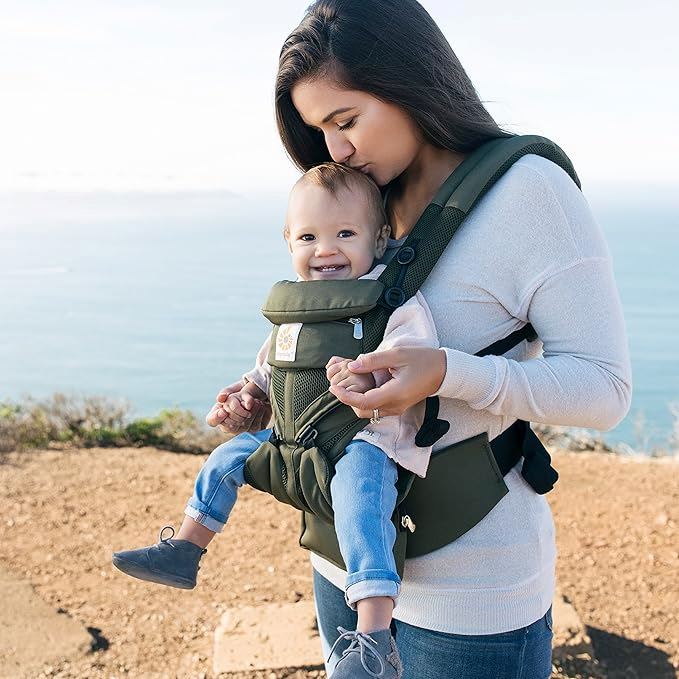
[243,135,580,575]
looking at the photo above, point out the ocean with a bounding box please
[1,187,677,453]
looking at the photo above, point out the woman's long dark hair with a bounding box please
[276,0,511,172]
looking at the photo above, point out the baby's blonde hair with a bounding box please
[284,162,387,238]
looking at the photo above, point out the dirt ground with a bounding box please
[0,444,677,679]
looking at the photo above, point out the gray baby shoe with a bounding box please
[329,627,403,678]
[112,525,207,589]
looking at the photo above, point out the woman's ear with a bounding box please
[374,224,391,258]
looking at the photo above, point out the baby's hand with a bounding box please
[207,381,270,434]
[222,381,269,431]
[326,356,376,394]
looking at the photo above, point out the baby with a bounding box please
[112,163,439,679]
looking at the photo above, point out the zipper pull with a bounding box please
[401,514,417,533]
[349,318,363,340]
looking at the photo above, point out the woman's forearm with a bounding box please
[434,257,632,430]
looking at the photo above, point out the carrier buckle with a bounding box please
[401,514,417,533]
[383,287,406,308]
[296,426,318,447]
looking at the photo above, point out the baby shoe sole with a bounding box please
[111,554,196,589]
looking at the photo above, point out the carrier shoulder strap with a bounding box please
[363,135,579,463]
[362,134,580,353]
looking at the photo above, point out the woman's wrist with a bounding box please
[429,348,448,396]
[431,347,498,406]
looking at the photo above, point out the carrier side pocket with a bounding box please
[400,432,509,558]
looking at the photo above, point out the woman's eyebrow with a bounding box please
[321,107,354,124]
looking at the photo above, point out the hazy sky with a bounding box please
[1,1,677,193]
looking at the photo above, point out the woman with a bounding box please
[208,1,632,677]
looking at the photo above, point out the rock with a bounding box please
[0,568,93,677]
[552,590,596,660]
[212,601,322,674]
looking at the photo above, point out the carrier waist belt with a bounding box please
[488,419,557,494]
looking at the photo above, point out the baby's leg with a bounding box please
[330,441,400,634]
[179,428,273,546]
[111,428,273,589]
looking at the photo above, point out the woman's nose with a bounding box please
[325,130,354,164]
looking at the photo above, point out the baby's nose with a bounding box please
[315,240,338,256]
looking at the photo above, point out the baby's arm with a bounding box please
[241,332,273,397]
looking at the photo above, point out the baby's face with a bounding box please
[285,182,387,281]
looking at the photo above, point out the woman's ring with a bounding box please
[370,408,381,424]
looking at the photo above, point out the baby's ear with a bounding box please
[375,224,390,257]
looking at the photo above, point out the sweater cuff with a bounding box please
[432,348,499,406]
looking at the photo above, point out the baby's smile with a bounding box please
[311,263,351,279]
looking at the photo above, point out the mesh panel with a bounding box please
[292,368,330,419]
[270,367,286,420]
[322,418,365,459]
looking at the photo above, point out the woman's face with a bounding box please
[291,78,423,187]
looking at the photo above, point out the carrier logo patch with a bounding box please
[275,323,303,362]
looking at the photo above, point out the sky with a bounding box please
[1,0,677,194]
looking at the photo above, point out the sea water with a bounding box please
[1,188,677,453]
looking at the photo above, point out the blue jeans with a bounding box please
[185,429,401,606]
[314,570,554,679]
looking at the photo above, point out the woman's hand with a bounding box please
[327,347,447,418]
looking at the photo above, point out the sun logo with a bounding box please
[275,322,302,361]
[277,327,294,351]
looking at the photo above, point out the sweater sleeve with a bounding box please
[432,159,632,432]
[241,333,272,398]
[433,252,632,433]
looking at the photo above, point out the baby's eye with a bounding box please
[338,230,355,238]
[299,234,315,242]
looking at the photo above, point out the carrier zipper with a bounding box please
[348,318,363,340]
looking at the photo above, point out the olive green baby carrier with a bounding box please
[243,135,580,575]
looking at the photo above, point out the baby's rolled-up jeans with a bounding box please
[184,428,401,608]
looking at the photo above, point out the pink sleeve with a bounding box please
[370,293,439,387]
[241,333,272,397]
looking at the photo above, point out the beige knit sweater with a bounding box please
[311,154,632,634]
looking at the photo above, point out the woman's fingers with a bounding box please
[346,349,402,374]
[329,378,408,417]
